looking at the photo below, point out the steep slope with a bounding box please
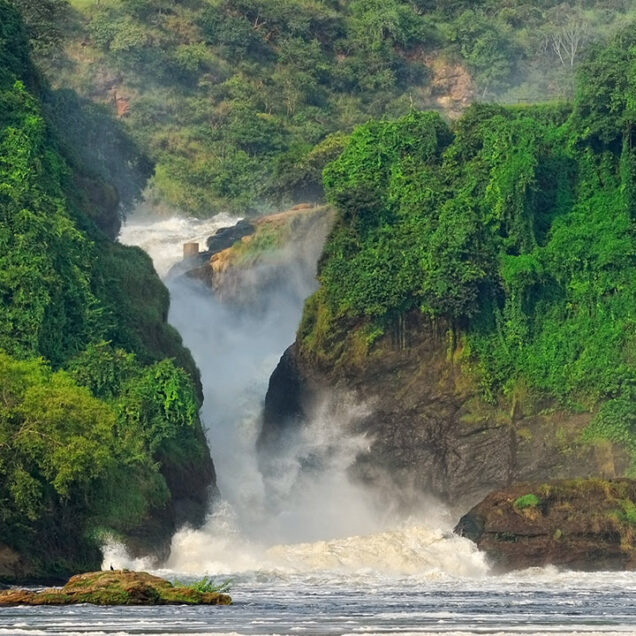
[15,0,634,215]
[0,1,213,583]
[261,31,636,511]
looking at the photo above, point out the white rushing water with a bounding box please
[35,213,629,636]
[117,213,484,577]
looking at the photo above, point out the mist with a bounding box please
[117,212,487,579]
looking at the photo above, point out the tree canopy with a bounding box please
[302,29,635,460]
[16,0,635,215]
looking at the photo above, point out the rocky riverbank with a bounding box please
[0,571,231,606]
[455,478,636,571]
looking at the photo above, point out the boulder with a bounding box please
[455,478,636,571]
[0,570,231,606]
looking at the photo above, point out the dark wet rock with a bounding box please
[261,313,629,513]
[205,219,255,254]
[259,345,309,454]
[455,478,636,571]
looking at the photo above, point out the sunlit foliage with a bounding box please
[307,30,635,453]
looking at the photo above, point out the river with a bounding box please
[3,214,634,636]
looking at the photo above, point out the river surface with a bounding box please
[4,215,634,636]
[3,570,636,635]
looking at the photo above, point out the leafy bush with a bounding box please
[514,494,541,509]
[174,576,232,594]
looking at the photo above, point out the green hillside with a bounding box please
[300,28,635,460]
[0,0,211,581]
[13,0,635,215]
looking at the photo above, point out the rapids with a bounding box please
[35,212,630,636]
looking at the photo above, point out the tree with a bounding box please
[11,0,70,57]
[544,5,591,67]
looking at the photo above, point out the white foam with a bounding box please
[118,212,240,277]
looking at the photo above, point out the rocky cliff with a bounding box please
[261,315,629,513]
[0,1,215,583]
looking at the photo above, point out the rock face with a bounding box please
[422,55,474,118]
[0,570,231,606]
[261,313,629,513]
[455,479,636,571]
[186,205,334,305]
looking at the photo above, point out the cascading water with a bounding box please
[33,212,629,635]
[115,212,488,580]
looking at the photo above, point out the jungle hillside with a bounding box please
[0,0,213,582]
[13,0,636,215]
[299,27,635,466]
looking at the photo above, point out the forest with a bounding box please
[300,27,635,462]
[12,0,636,214]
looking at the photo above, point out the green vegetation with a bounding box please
[514,494,541,509]
[2,0,635,576]
[0,0,209,580]
[0,570,232,605]
[174,576,232,595]
[616,498,636,525]
[12,0,635,215]
[303,29,635,459]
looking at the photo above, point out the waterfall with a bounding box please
[115,212,488,580]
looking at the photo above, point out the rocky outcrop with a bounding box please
[205,219,255,254]
[423,55,474,118]
[186,205,334,305]
[0,570,231,606]
[455,479,636,571]
[261,313,629,513]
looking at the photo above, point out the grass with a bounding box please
[514,494,541,509]
[173,576,232,595]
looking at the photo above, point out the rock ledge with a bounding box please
[0,570,232,606]
[455,478,636,572]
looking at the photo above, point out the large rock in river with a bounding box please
[0,570,231,606]
[455,478,636,571]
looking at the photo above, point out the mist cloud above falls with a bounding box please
[120,211,473,577]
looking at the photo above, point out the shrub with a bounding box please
[514,494,541,509]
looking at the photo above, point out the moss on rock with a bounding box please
[0,570,232,606]
[455,478,636,571]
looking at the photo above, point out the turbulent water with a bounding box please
[7,214,633,636]
[4,570,636,635]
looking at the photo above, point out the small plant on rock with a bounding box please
[514,494,541,509]
[174,577,232,594]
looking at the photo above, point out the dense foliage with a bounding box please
[304,30,635,457]
[0,0,208,578]
[13,0,635,215]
